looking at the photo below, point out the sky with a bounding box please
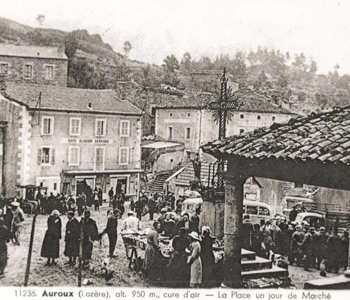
[1,0,350,74]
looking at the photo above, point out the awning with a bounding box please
[63,169,143,175]
[142,141,183,149]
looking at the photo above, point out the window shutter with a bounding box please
[51,148,55,165]
[37,148,42,165]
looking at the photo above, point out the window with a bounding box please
[0,63,8,75]
[95,147,105,171]
[167,126,173,140]
[45,65,54,80]
[151,107,156,116]
[246,206,258,215]
[240,114,244,119]
[187,112,191,117]
[24,64,33,79]
[70,118,81,136]
[272,116,276,121]
[185,127,191,139]
[95,119,106,136]
[69,146,80,166]
[169,112,173,117]
[120,120,130,137]
[257,115,261,120]
[258,207,270,216]
[38,147,55,165]
[119,147,129,165]
[41,117,54,135]
[239,129,245,134]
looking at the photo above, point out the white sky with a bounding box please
[1,0,350,74]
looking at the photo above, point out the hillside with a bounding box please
[1,17,350,115]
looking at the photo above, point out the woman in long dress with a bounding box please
[144,221,162,284]
[41,210,62,265]
[187,231,202,288]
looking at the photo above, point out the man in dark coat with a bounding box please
[289,206,299,222]
[76,194,85,217]
[102,209,119,258]
[64,211,80,266]
[148,198,157,221]
[80,210,98,268]
[300,226,316,271]
[175,214,193,234]
[48,193,56,214]
[134,200,144,221]
[190,208,201,233]
[98,188,103,206]
[108,187,114,207]
[41,210,62,265]
[314,226,329,269]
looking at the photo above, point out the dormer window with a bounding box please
[88,103,92,109]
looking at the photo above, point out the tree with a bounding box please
[180,52,192,73]
[36,14,46,26]
[292,53,307,71]
[163,55,180,72]
[123,41,132,58]
[64,32,78,59]
[309,59,318,74]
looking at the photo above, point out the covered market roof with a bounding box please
[203,106,350,166]
[3,82,142,115]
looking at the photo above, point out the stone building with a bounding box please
[0,81,142,199]
[0,44,68,87]
[154,89,295,158]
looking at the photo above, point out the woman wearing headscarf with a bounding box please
[144,221,162,284]
[200,226,215,287]
[0,219,11,277]
[41,210,62,265]
[187,231,202,288]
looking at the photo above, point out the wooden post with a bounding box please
[78,219,84,287]
[24,214,37,286]
[222,174,246,288]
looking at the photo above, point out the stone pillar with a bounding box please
[222,174,247,288]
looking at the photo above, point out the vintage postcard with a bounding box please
[0,0,349,299]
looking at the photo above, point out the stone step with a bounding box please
[241,256,272,272]
[242,265,288,280]
[241,249,256,261]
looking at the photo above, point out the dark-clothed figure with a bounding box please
[314,227,329,269]
[66,195,76,213]
[200,226,215,288]
[148,198,156,221]
[242,215,254,250]
[251,223,264,257]
[41,210,62,265]
[48,193,56,214]
[134,200,144,221]
[108,187,114,207]
[76,194,86,217]
[190,208,200,234]
[326,229,343,273]
[102,209,119,258]
[0,219,11,277]
[289,206,298,222]
[300,226,315,271]
[3,206,13,242]
[341,231,349,270]
[163,213,176,238]
[93,188,100,212]
[167,227,190,287]
[98,188,103,206]
[81,210,99,268]
[175,213,193,234]
[64,211,80,266]
[144,221,162,283]
[290,225,304,266]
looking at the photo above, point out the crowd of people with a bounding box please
[242,214,349,275]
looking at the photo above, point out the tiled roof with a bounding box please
[4,82,141,115]
[0,44,67,60]
[174,161,218,187]
[202,106,350,165]
[153,88,293,115]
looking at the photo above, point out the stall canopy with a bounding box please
[142,141,183,150]
[202,105,350,287]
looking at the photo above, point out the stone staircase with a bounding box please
[149,170,174,194]
[241,249,288,279]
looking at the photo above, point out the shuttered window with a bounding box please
[37,147,55,165]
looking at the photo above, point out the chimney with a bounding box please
[0,75,6,96]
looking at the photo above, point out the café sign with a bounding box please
[61,138,113,144]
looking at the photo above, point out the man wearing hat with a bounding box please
[290,224,304,266]
[64,211,80,266]
[300,226,316,271]
[121,211,141,232]
[11,202,24,245]
[80,210,99,268]
[314,227,329,270]
[101,209,119,258]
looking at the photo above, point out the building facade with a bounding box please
[0,44,68,87]
[155,91,295,156]
[0,81,142,199]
